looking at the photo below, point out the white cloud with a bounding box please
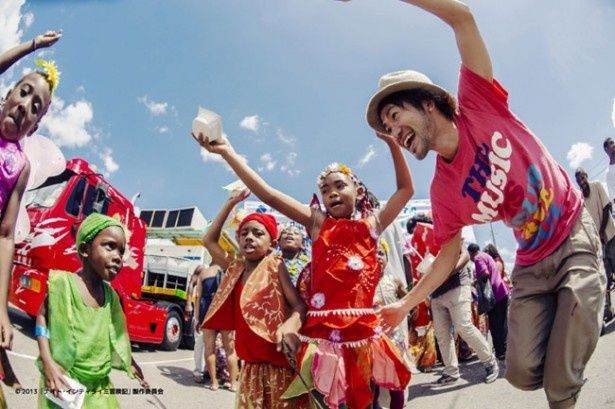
[39,97,94,148]
[100,147,119,177]
[276,128,296,145]
[280,152,300,177]
[200,148,225,164]
[23,12,33,29]
[138,95,168,116]
[612,98,615,129]
[240,115,260,132]
[199,137,248,173]
[566,142,593,169]
[258,153,276,172]
[157,126,169,134]
[358,145,376,167]
[0,0,26,53]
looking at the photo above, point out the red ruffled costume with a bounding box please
[290,218,411,409]
[408,222,441,327]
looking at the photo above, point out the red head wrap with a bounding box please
[237,213,278,240]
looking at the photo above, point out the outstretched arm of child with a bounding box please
[202,189,250,270]
[399,0,492,81]
[373,132,414,232]
[0,30,62,75]
[193,133,317,229]
[36,297,70,398]
[275,264,307,356]
[0,160,29,349]
[378,230,462,329]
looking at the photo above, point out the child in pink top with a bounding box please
[0,30,61,352]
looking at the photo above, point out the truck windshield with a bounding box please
[24,170,72,209]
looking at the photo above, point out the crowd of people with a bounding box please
[0,0,613,408]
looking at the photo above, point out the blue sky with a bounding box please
[2,0,615,266]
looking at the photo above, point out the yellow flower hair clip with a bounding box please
[35,59,61,93]
[317,162,358,188]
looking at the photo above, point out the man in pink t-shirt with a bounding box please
[360,1,606,408]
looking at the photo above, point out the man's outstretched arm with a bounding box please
[400,0,493,81]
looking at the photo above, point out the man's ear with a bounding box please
[422,100,435,112]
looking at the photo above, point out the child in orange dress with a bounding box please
[193,129,414,409]
[201,190,308,409]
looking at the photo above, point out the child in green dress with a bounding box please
[35,213,143,408]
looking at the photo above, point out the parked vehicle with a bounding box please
[10,158,202,350]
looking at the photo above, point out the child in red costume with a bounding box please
[201,190,308,409]
[193,130,414,409]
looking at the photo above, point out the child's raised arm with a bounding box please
[202,189,250,270]
[193,133,315,229]
[0,30,62,75]
[373,132,414,231]
[35,297,70,397]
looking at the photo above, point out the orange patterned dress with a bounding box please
[203,254,308,409]
[287,217,411,409]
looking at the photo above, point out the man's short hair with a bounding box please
[604,137,613,151]
[467,243,480,255]
[574,167,587,177]
[378,88,457,122]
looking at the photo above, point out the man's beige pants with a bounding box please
[431,284,494,378]
[506,208,606,409]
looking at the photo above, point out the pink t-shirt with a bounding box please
[431,66,582,266]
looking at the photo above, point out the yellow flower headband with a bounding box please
[35,59,61,93]
[317,162,358,188]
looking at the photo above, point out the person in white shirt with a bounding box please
[603,138,615,206]
[575,168,614,323]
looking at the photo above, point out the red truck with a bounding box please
[10,158,192,350]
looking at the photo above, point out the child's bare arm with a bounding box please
[0,161,29,349]
[202,190,249,269]
[36,297,69,397]
[0,31,62,75]
[374,134,414,231]
[193,134,315,228]
[274,263,307,355]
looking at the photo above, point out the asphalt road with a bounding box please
[5,304,615,409]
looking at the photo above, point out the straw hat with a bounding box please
[366,70,451,133]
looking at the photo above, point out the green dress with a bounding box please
[37,271,133,409]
